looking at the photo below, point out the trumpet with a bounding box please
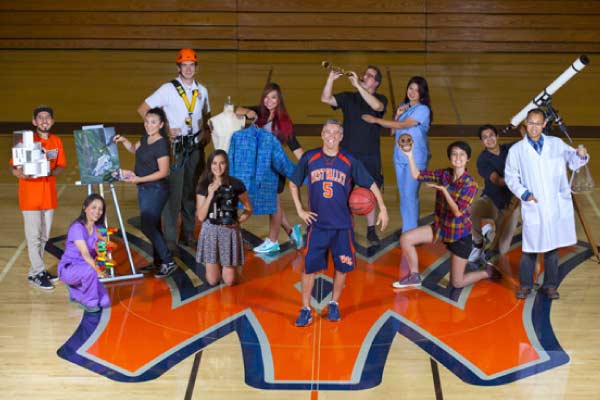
[321,61,355,77]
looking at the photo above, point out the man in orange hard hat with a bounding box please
[138,48,211,268]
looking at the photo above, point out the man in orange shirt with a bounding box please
[10,106,66,290]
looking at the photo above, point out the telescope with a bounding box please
[321,61,355,77]
[506,55,589,132]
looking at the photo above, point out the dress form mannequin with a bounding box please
[209,97,245,152]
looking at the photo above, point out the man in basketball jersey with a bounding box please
[138,48,211,254]
[289,120,388,327]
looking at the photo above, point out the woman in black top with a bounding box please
[235,83,304,254]
[113,107,177,278]
[196,149,252,286]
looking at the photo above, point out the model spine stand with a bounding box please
[96,227,118,278]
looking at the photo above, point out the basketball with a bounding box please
[349,187,376,215]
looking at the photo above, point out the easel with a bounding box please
[80,180,144,282]
[491,99,600,263]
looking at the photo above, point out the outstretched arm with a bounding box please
[362,114,418,129]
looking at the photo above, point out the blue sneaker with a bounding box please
[290,224,304,250]
[253,238,280,254]
[327,301,340,322]
[295,307,313,327]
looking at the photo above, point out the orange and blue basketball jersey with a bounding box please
[290,148,374,230]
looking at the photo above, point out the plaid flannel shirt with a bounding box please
[418,168,478,243]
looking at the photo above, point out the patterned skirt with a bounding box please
[196,220,244,267]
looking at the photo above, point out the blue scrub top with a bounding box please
[393,103,431,165]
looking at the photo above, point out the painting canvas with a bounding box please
[74,126,120,184]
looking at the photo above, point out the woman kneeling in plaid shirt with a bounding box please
[393,139,500,289]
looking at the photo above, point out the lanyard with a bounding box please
[171,80,199,114]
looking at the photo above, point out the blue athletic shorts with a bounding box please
[304,225,356,274]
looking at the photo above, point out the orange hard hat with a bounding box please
[176,48,197,64]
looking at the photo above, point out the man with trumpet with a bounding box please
[321,64,388,245]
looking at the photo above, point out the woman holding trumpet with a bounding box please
[362,76,432,233]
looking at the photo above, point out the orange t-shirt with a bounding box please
[11,133,67,210]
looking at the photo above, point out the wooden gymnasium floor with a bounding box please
[1,50,600,400]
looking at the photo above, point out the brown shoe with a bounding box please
[543,287,560,300]
[516,286,532,299]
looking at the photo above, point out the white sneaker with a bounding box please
[468,246,483,263]
[253,238,280,253]
[482,223,495,244]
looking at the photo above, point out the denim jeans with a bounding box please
[138,182,172,264]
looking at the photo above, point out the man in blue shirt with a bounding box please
[289,120,389,326]
[469,125,519,264]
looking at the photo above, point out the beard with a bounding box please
[36,125,51,134]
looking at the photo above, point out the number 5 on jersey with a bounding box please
[323,182,333,198]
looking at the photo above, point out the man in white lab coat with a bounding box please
[505,108,589,300]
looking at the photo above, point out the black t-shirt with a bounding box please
[134,135,169,186]
[477,143,514,210]
[248,105,301,151]
[196,176,247,222]
[332,91,388,156]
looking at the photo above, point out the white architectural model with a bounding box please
[12,130,49,177]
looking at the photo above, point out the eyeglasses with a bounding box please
[481,133,496,140]
[526,120,544,126]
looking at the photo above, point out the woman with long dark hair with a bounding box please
[196,150,252,286]
[113,107,177,278]
[235,83,304,253]
[362,76,432,232]
[58,194,110,313]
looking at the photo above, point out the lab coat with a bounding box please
[505,134,588,253]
